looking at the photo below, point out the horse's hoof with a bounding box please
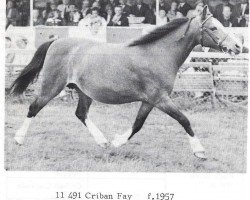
[111,134,128,148]
[194,152,207,160]
[14,137,24,146]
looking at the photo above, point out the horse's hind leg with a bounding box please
[75,86,109,148]
[112,102,153,147]
[154,93,207,160]
[14,76,66,145]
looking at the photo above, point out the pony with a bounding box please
[10,6,243,160]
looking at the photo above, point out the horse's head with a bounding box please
[196,5,243,55]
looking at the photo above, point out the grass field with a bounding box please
[5,99,247,172]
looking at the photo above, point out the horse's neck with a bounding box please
[152,26,199,72]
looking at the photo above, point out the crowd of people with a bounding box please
[6,0,30,28]
[33,0,156,27]
[158,0,249,27]
[6,0,249,27]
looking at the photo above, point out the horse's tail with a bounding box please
[9,40,55,95]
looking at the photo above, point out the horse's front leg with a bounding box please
[112,102,153,147]
[154,92,207,160]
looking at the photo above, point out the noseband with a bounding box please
[200,15,228,52]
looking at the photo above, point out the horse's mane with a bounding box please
[127,17,189,47]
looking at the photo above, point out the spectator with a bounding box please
[42,2,53,23]
[187,0,205,18]
[104,4,114,24]
[6,0,20,28]
[17,0,30,26]
[46,9,63,26]
[146,0,156,25]
[109,0,119,9]
[33,9,44,26]
[158,9,169,26]
[167,1,183,21]
[81,0,91,18]
[68,5,83,25]
[159,0,170,13]
[57,0,72,23]
[119,0,132,17]
[108,5,129,26]
[78,7,107,33]
[213,0,233,23]
[91,1,106,17]
[130,0,150,23]
[177,0,192,16]
[232,0,249,27]
[220,5,233,27]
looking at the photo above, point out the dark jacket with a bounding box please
[131,3,149,17]
[177,3,192,16]
[107,14,129,26]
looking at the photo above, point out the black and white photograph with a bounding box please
[1,0,250,199]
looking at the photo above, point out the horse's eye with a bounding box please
[210,27,217,31]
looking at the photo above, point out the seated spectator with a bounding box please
[177,0,192,17]
[159,0,170,13]
[232,0,249,27]
[158,9,169,26]
[91,1,106,17]
[213,0,233,23]
[6,0,20,28]
[108,6,129,26]
[78,7,107,34]
[67,5,83,25]
[33,9,44,26]
[119,0,132,17]
[219,5,233,27]
[81,0,92,18]
[57,0,72,23]
[167,1,183,21]
[46,9,63,26]
[187,0,205,18]
[104,4,114,24]
[42,2,53,23]
[130,0,150,23]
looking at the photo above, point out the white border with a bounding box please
[1,1,250,200]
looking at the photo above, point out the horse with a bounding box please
[10,6,243,160]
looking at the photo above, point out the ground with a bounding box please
[4,99,247,172]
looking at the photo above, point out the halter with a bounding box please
[199,15,228,51]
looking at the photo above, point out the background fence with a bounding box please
[5,50,249,110]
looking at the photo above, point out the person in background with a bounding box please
[159,0,170,13]
[42,2,53,23]
[119,0,132,17]
[57,0,72,23]
[130,0,150,23]
[46,9,63,26]
[167,1,183,21]
[104,4,114,24]
[232,0,249,27]
[68,5,83,25]
[219,5,233,27]
[17,0,30,26]
[108,5,129,26]
[158,9,169,26]
[6,0,20,28]
[33,9,44,26]
[177,0,192,16]
[187,0,205,18]
[213,0,233,23]
[146,0,156,25]
[81,0,92,18]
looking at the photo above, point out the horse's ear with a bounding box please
[201,5,209,21]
